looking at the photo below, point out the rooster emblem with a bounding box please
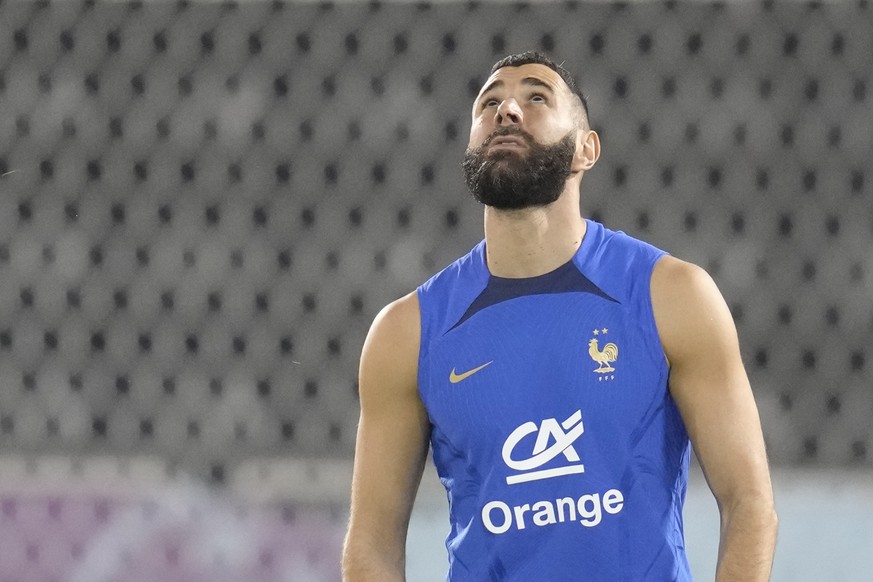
[588,338,618,373]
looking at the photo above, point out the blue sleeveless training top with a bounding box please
[416,219,692,581]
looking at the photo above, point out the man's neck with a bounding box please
[483,192,587,278]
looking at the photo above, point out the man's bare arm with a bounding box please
[652,256,778,581]
[342,292,431,581]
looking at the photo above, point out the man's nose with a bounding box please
[495,99,523,125]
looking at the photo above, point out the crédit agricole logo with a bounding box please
[482,409,625,535]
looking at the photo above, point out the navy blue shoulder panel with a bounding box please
[447,259,618,333]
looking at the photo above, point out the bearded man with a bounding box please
[343,52,777,582]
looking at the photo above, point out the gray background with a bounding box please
[0,0,871,580]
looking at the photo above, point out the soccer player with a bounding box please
[343,52,777,581]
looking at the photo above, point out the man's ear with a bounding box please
[572,129,600,173]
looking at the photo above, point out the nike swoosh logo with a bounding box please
[449,361,493,384]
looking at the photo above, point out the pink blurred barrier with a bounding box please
[0,490,343,582]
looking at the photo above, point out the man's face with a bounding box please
[463,64,582,210]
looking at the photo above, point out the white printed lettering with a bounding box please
[481,488,624,535]
[482,501,512,534]
[513,503,531,530]
[603,489,624,514]
[532,501,557,526]
[577,493,603,527]
[556,497,576,523]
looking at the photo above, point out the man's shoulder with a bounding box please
[579,220,668,295]
[372,291,421,335]
[589,220,667,261]
[651,256,724,308]
[418,239,487,296]
[650,256,735,358]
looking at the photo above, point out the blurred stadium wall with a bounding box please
[0,0,871,580]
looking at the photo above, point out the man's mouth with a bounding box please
[487,135,528,151]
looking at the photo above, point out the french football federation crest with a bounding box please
[588,328,618,374]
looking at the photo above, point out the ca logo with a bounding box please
[501,410,586,485]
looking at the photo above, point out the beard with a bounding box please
[462,128,576,210]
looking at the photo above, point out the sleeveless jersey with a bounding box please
[416,220,692,581]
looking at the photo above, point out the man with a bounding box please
[343,52,777,581]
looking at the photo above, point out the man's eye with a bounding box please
[483,99,499,108]
[531,95,546,103]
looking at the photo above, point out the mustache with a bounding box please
[482,127,537,147]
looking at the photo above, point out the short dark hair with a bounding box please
[491,51,590,122]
